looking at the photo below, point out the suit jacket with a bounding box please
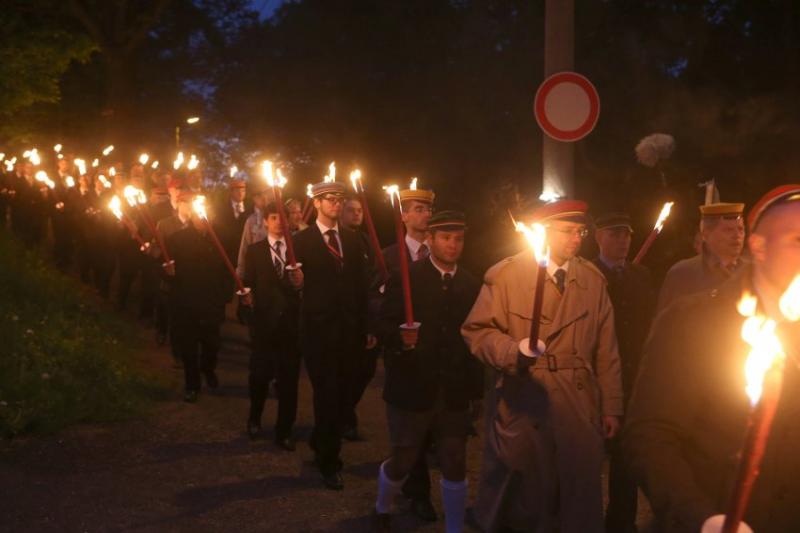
[657,251,745,312]
[380,258,482,411]
[624,267,800,533]
[592,258,656,397]
[243,239,300,330]
[214,198,251,264]
[166,224,229,324]
[293,224,368,338]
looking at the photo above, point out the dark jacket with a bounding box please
[293,224,368,337]
[380,258,482,412]
[624,267,800,532]
[243,239,300,330]
[592,258,656,397]
[214,198,250,264]
[166,224,229,324]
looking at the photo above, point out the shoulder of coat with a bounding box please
[483,252,527,285]
[575,256,607,284]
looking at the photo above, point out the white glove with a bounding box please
[700,515,753,533]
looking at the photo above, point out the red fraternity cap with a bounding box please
[531,199,589,224]
[748,184,800,231]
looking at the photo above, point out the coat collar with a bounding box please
[548,258,589,340]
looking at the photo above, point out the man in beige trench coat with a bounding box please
[462,200,623,532]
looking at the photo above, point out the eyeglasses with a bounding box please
[321,196,344,204]
[552,227,589,239]
[412,205,432,214]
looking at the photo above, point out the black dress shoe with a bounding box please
[204,371,219,389]
[409,498,437,522]
[371,509,391,532]
[321,470,344,490]
[183,390,198,403]
[275,435,296,451]
[247,420,262,440]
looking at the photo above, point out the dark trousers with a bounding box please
[303,318,362,475]
[341,345,378,430]
[402,435,432,500]
[173,320,220,392]
[605,431,638,532]
[249,313,302,439]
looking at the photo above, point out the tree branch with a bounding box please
[68,0,110,50]
[124,0,172,53]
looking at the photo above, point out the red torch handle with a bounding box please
[528,262,547,353]
[121,215,148,250]
[303,203,316,225]
[722,362,785,533]
[137,205,171,263]
[632,229,659,265]
[359,189,388,282]
[204,219,247,293]
[272,187,297,266]
[301,196,311,220]
[392,200,414,326]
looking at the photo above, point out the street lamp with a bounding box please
[175,116,200,148]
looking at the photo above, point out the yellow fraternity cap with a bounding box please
[699,202,745,218]
[399,188,435,204]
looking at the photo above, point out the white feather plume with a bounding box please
[635,133,675,168]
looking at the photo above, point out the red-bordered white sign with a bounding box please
[534,72,600,142]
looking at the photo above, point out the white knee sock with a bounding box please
[375,460,406,514]
[440,478,468,533]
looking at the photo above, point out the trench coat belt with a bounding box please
[532,353,590,372]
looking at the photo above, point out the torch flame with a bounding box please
[275,168,288,188]
[28,149,41,166]
[324,162,336,183]
[173,152,185,170]
[151,160,159,169]
[65,176,75,188]
[92,158,99,168]
[138,153,149,165]
[306,184,313,198]
[779,275,800,322]
[74,159,87,176]
[736,279,800,405]
[383,184,400,207]
[514,220,549,265]
[4,161,12,172]
[98,175,111,188]
[187,154,199,170]
[123,185,144,207]
[654,201,674,232]
[53,144,62,153]
[109,167,116,177]
[261,160,274,186]
[410,177,418,190]
[108,196,124,220]
[102,145,114,156]
[192,195,208,220]
[230,165,238,178]
[35,170,48,183]
[350,169,362,192]
[0,153,5,161]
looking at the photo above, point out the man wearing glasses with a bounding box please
[657,202,746,311]
[293,180,369,491]
[462,199,622,533]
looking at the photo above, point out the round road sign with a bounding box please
[534,71,600,142]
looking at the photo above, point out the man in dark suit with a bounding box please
[373,210,481,533]
[293,179,369,490]
[241,201,303,450]
[624,185,800,532]
[378,184,440,522]
[592,212,656,533]
[215,178,250,265]
[166,191,229,403]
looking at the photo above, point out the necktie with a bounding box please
[325,229,343,270]
[417,243,429,261]
[554,268,566,293]
[273,241,284,277]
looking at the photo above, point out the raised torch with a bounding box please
[350,169,388,282]
[123,185,173,267]
[632,201,674,265]
[108,195,149,252]
[384,184,419,337]
[514,218,549,356]
[261,161,299,268]
[191,195,250,296]
[719,276,800,533]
